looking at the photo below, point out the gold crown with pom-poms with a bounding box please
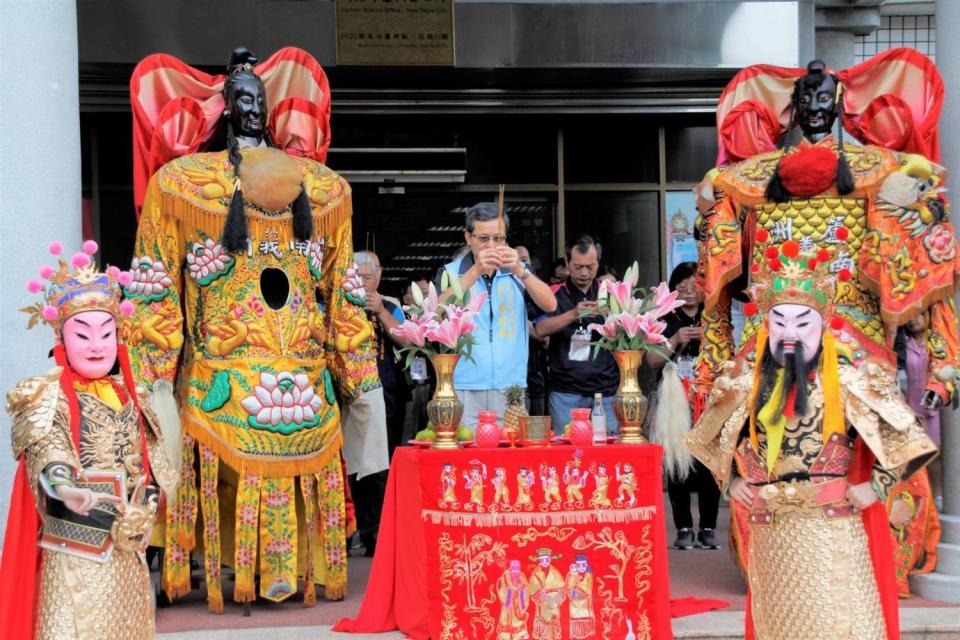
[20,240,136,330]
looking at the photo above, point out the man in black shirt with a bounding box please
[647,261,720,551]
[535,235,620,433]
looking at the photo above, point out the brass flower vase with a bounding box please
[613,350,648,444]
[427,353,464,449]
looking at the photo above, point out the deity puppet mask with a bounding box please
[766,303,823,366]
[62,310,119,379]
[224,48,267,141]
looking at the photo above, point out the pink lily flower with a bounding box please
[588,316,619,339]
[422,282,441,315]
[616,312,643,338]
[465,291,488,315]
[650,282,685,318]
[637,313,668,344]
[426,318,461,349]
[606,280,633,313]
[390,319,431,347]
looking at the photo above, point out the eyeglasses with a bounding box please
[470,233,507,245]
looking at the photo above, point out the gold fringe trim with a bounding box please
[422,506,658,528]
[158,184,352,244]
[183,413,343,478]
[233,585,256,604]
[208,590,224,615]
[324,583,346,601]
[162,576,192,601]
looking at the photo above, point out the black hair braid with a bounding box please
[222,121,249,253]
[834,90,854,195]
[764,159,792,203]
[292,188,313,242]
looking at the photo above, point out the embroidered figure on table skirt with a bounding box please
[684,241,937,640]
[528,547,566,640]
[565,554,597,640]
[496,560,531,640]
[125,46,385,610]
[0,240,177,640]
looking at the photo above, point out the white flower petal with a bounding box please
[294,374,309,389]
[261,373,277,388]
[293,406,304,423]
[281,406,294,423]
[311,395,323,410]
[281,392,295,408]
[270,407,282,424]
[271,387,283,405]
[241,397,262,415]
[300,387,314,405]
[255,386,272,407]
[302,407,315,422]
[257,408,272,424]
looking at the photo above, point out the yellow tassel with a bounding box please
[757,370,788,473]
[821,331,844,443]
[303,582,317,607]
[748,325,768,455]
[324,583,346,601]
[208,590,224,615]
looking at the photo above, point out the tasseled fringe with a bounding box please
[233,584,256,604]
[157,184,351,248]
[162,576,192,601]
[323,583,346,601]
[422,505,658,528]
[303,581,317,607]
[208,590,224,615]
[183,415,342,478]
[748,325,769,455]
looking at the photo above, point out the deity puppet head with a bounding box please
[765,59,854,203]
[24,240,137,382]
[793,60,841,140]
[223,48,267,144]
[745,239,846,425]
[220,47,313,254]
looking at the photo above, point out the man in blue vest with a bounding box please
[437,202,557,426]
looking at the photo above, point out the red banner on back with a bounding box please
[418,445,673,640]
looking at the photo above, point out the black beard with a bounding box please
[756,340,822,422]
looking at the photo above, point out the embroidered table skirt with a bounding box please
[335,445,673,640]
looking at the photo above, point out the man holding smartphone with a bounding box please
[437,202,557,426]
[535,235,620,433]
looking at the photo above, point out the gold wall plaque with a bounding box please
[336,0,455,66]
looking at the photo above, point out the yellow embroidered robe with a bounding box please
[125,149,380,607]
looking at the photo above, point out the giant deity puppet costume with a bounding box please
[693,49,959,592]
[124,47,387,610]
[0,240,177,639]
[685,239,937,639]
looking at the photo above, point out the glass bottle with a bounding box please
[591,393,607,445]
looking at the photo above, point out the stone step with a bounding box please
[912,571,960,603]
[671,608,960,639]
[934,541,960,576]
[940,513,960,545]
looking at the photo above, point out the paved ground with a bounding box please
[156,496,958,638]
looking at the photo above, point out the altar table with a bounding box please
[335,444,673,639]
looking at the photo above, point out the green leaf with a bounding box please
[200,371,231,412]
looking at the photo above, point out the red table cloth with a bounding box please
[335,444,673,639]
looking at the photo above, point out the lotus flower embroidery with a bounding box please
[342,263,366,306]
[186,238,235,285]
[240,371,323,434]
[126,256,174,302]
